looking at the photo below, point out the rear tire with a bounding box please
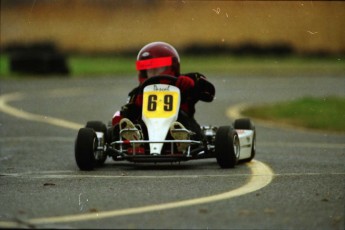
[234,118,256,162]
[215,126,240,168]
[75,128,97,171]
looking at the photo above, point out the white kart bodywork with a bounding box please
[142,84,180,155]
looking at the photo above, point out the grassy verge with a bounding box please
[1,54,344,77]
[182,55,345,76]
[242,96,345,133]
[0,55,10,77]
[69,55,345,76]
[69,55,135,76]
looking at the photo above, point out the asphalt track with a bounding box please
[0,75,344,229]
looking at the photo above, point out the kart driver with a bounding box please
[111,41,215,152]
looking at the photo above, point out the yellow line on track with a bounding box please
[0,160,273,227]
[0,92,82,130]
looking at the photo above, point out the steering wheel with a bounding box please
[140,75,177,90]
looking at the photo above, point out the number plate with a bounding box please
[143,85,180,118]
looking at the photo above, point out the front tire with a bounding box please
[215,126,240,168]
[85,121,107,166]
[75,128,97,171]
[86,121,107,141]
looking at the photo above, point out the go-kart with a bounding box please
[75,76,256,170]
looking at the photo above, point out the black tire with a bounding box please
[233,118,256,162]
[9,42,69,76]
[86,121,107,137]
[75,128,97,171]
[215,126,240,168]
[85,121,107,166]
[233,118,254,130]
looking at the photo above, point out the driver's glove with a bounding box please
[176,76,195,92]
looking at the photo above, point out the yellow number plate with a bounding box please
[143,91,179,118]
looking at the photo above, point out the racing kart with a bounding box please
[75,76,256,170]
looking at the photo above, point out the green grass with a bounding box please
[1,54,344,77]
[242,96,345,132]
[182,55,345,76]
[69,55,135,76]
[0,55,10,77]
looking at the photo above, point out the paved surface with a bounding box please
[0,75,344,229]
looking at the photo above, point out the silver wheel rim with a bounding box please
[233,135,240,159]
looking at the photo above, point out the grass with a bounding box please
[69,55,135,76]
[242,96,345,133]
[1,54,344,77]
[0,55,10,77]
[182,55,345,76]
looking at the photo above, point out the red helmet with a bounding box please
[136,42,180,83]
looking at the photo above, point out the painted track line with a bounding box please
[0,92,82,130]
[0,160,274,226]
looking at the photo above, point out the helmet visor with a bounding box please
[136,57,172,71]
